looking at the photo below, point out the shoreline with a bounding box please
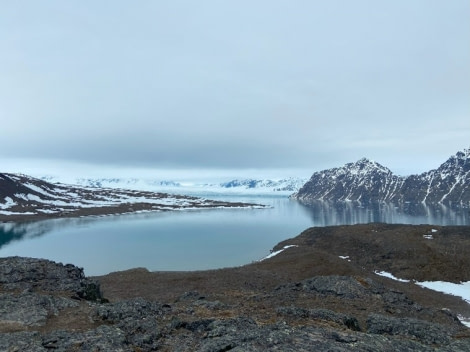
[0,172,268,224]
[0,199,267,223]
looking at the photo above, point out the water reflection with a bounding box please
[2,200,468,251]
[0,210,204,250]
[1,198,469,274]
[297,201,470,226]
[1,217,88,249]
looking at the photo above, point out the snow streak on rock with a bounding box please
[0,173,263,219]
[293,148,470,204]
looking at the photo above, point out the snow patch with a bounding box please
[261,245,298,261]
[417,281,470,304]
[0,210,36,215]
[374,271,411,283]
[457,315,470,328]
[0,197,16,209]
[37,209,60,214]
[24,183,59,198]
[374,270,470,327]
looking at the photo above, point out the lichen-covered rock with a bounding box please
[0,292,79,327]
[367,313,451,345]
[0,256,103,301]
[1,256,469,351]
[41,326,128,351]
[277,275,369,299]
[277,306,361,331]
[0,331,44,352]
[93,298,170,350]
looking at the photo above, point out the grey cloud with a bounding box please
[0,0,469,176]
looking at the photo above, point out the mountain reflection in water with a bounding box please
[0,198,468,275]
[297,201,470,227]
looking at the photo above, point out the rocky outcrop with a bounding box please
[0,292,80,327]
[366,313,451,345]
[292,148,470,204]
[0,256,103,300]
[1,256,469,351]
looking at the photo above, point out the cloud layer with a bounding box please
[1,1,469,176]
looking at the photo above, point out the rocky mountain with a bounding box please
[292,158,404,203]
[0,173,262,222]
[292,148,470,204]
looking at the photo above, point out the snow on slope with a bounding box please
[0,173,264,219]
[374,270,470,327]
[293,148,470,204]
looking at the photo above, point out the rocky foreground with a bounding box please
[1,224,470,351]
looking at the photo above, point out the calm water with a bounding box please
[1,196,469,275]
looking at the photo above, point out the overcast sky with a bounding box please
[1,1,469,179]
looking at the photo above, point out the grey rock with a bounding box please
[41,325,128,351]
[1,257,469,351]
[0,331,44,352]
[0,292,79,327]
[367,313,451,345]
[94,297,168,322]
[193,318,440,352]
[277,306,361,331]
[192,299,227,310]
[277,275,421,315]
[0,257,103,301]
[172,318,215,332]
[177,290,206,301]
[93,297,169,350]
[301,276,368,298]
[278,275,368,299]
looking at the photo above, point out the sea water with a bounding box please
[0,196,468,275]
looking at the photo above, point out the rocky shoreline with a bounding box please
[1,224,470,351]
[0,198,265,223]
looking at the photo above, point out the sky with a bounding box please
[1,1,469,180]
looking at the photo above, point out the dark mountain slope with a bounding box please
[292,148,470,204]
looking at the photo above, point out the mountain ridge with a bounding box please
[292,148,470,204]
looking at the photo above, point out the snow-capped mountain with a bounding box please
[219,178,306,193]
[0,173,262,221]
[292,148,470,204]
[291,158,404,203]
[402,148,470,203]
[73,178,181,189]
[41,177,307,195]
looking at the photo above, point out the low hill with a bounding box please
[0,173,262,222]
